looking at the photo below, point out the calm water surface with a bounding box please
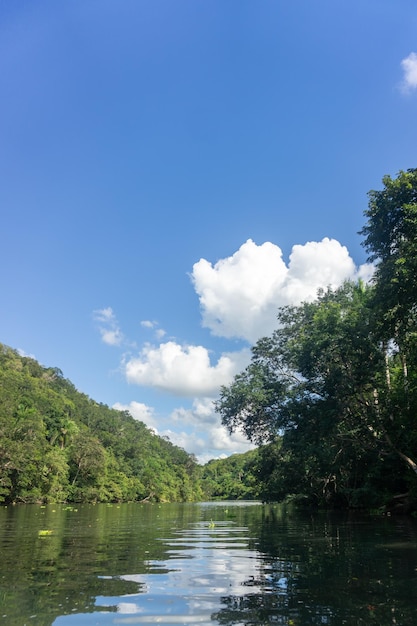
[1,501,417,625]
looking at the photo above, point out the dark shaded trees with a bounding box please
[360,168,417,480]
[217,282,406,506]
[200,449,259,500]
[216,169,417,509]
[360,168,417,339]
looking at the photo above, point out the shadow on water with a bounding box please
[1,501,417,625]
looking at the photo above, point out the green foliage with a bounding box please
[0,344,201,504]
[200,449,260,500]
[360,168,417,339]
[218,281,416,508]
[216,168,417,510]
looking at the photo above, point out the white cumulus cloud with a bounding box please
[125,342,250,397]
[93,307,124,346]
[401,52,417,92]
[171,397,217,426]
[166,398,255,462]
[192,238,373,343]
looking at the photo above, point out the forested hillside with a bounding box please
[216,169,417,513]
[0,344,203,504]
[200,449,260,500]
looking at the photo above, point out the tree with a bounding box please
[216,282,414,506]
[360,169,417,478]
[200,450,260,500]
[360,168,417,339]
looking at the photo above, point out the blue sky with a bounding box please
[1,0,417,462]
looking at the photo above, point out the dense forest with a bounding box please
[2,168,417,511]
[216,168,417,513]
[0,344,205,504]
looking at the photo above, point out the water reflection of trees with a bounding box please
[2,503,417,625]
[0,502,199,625]
[212,506,417,625]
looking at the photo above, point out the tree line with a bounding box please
[0,344,205,504]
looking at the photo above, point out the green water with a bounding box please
[1,501,417,625]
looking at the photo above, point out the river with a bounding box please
[1,501,417,625]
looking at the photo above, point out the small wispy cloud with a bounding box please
[141,319,166,340]
[17,348,36,359]
[400,52,417,93]
[93,307,124,346]
[141,320,155,329]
